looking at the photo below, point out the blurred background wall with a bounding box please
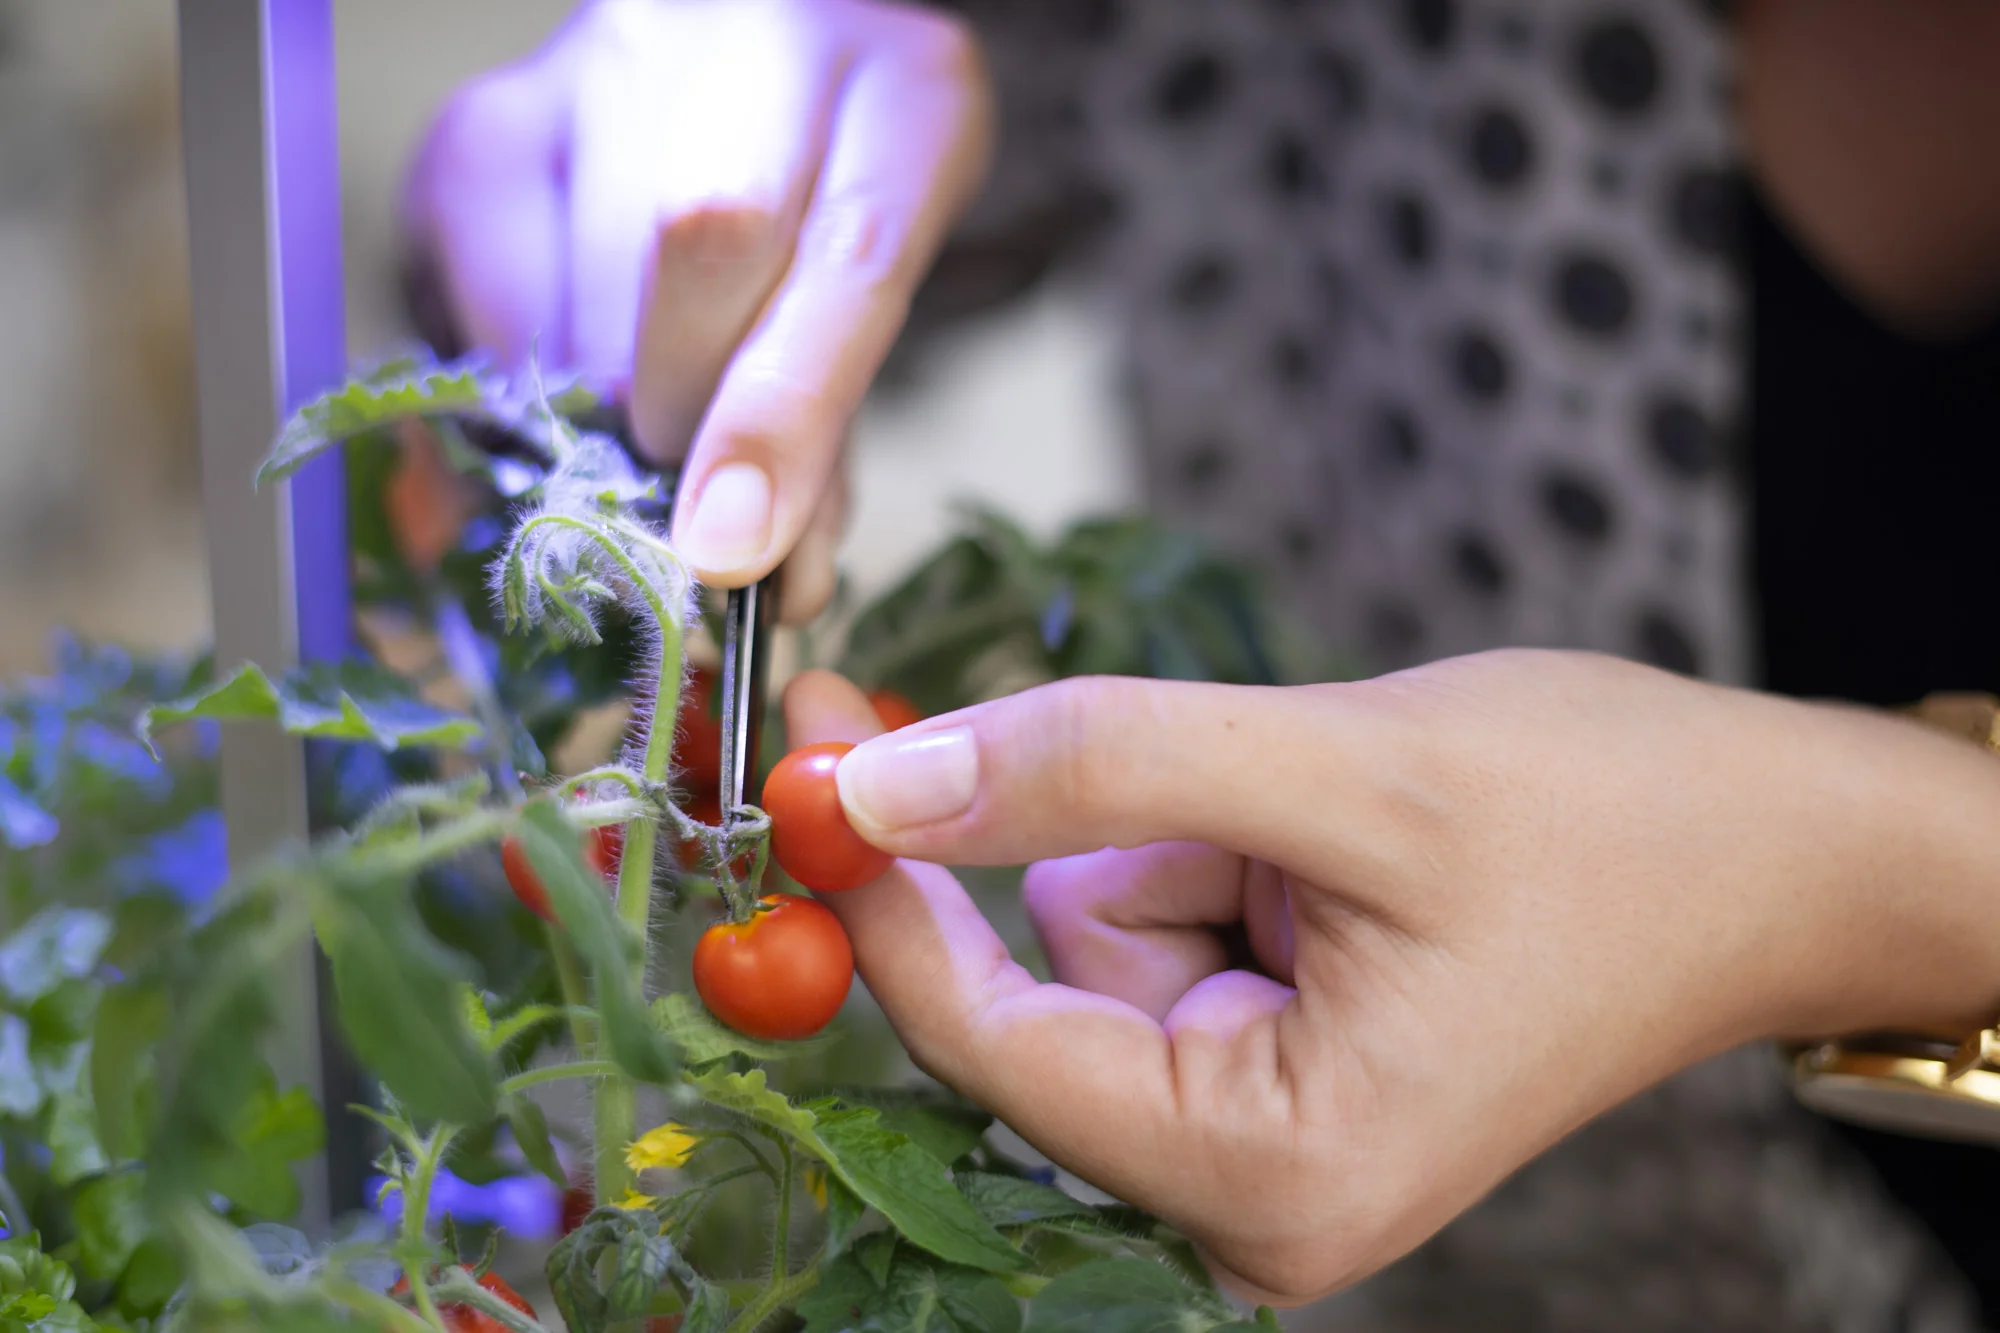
[0,0,1137,673]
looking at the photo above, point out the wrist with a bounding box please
[1786,695,2000,1041]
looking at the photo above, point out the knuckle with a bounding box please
[714,366,838,458]
[1036,677,1129,825]
[654,199,787,267]
[799,190,918,299]
[1020,858,1091,944]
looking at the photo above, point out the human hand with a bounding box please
[404,0,994,618]
[781,652,2000,1304]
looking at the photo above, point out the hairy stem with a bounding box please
[499,1059,622,1095]
[399,1123,460,1330]
[772,1137,794,1280]
[599,559,685,1208]
[724,1262,822,1333]
[322,1277,439,1333]
[360,808,510,881]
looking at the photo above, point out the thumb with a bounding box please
[833,675,1359,871]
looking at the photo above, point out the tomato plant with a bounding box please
[763,742,893,893]
[0,350,1319,1332]
[692,894,854,1040]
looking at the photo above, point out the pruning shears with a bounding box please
[717,573,780,820]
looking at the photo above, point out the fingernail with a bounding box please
[838,726,978,832]
[679,461,772,574]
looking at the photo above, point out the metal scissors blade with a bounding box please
[718,573,779,816]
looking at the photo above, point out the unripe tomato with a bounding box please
[501,823,623,922]
[762,743,892,893]
[867,689,924,732]
[391,1267,536,1333]
[692,895,853,1040]
[675,666,723,792]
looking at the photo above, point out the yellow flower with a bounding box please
[803,1164,828,1212]
[625,1122,702,1173]
[613,1189,657,1211]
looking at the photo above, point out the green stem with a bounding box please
[546,926,594,1055]
[399,1123,460,1331]
[599,570,685,1208]
[771,1138,794,1280]
[324,1278,439,1333]
[555,765,650,800]
[499,1059,621,1095]
[594,1079,637,1208]
[724,1263,822,1333]
[361,808,509,881]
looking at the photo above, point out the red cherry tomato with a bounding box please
[692,894,853,1040]
[675,666,723,793]
[867,689,924,732]
[762,742,892,893]
[501,824,624,922]
[391,1267,536,1333]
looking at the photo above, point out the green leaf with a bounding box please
[202,1077,324,1219]
[258,363,488,486]
[814,1105,1027,1274]
[90,982,165,1159]
[45,1088,108,1185]
[316,863,498,1127]
[72,1172,147,1281]
[112,1238,180,1318]
[546,1204,712,1333]
[833,1087,991,1168]
[0,910,111,1005]
[0,1237,78,1302]
[0,1016,41,1118]
[137,661,481,758]
[653,991,819,1066]
[506,1094,566,1190]
[798,1243,1022,1333]
[951,1174,1097,1233]
[515,799,675,1083]
[1023,1259,1247,1333]
[688,1070,1024,1273]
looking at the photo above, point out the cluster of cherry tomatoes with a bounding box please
[499,675,925,1044]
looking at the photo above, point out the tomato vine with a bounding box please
[0,349,1323,1332]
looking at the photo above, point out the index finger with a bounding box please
[663,22,994,587]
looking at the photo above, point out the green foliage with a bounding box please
[0,349,1313,1332]
[137,661,481,758]
[840,506,1342,717]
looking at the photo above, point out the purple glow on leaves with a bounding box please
[371,1169,562,1240]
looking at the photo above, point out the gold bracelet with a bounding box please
[1785,692,2000,1144]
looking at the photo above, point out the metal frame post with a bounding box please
[177,0,357,1233]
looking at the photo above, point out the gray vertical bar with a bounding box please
[177,0,350,1235]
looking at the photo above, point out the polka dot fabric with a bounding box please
[912,1,1980,1328]
[1094,0,1748,682]
[931,0,1749,683]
